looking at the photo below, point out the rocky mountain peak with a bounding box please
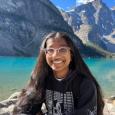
[61,0,115,54]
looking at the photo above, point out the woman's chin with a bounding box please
[51,66,63,72]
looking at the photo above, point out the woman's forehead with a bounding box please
[46,37,68,47]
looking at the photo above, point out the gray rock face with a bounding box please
[0,92,19,115]
[0,0,82,56]
[61,0,115,53]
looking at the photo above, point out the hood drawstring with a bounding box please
[62,80,67,114]
[51,77,54,115]
[62,85,65,114]
[52,90,54,114]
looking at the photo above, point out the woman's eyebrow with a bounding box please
[47,44,68,48]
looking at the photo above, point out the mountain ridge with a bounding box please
[60,0,115,56]
[0,0,114,57]
[0,0,83,57]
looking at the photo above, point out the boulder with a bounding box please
[0,92,20,115]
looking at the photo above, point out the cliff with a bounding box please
[0,0,83,56]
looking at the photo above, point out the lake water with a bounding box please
[0,56,115,101]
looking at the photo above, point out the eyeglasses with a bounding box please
[43,47,71,56]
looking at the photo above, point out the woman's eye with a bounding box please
[47,49,54,53]
[59,48,67,53]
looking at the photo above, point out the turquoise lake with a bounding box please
[0,56,115,101]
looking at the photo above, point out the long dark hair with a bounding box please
[14,32,104,115]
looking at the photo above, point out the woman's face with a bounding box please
[45,37,71,78]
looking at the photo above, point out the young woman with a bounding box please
[13,32,104,115]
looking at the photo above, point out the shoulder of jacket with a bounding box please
[80,77,97,96]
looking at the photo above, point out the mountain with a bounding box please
[0,0,84,56]
[61,0,115,56]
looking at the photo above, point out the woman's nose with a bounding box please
[52,50,60,57]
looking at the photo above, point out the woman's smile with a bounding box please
[51,59,65,70]
[53,60,63,64]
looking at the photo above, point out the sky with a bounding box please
[50,0,115,10]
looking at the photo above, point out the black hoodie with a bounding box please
[45,71,97,115]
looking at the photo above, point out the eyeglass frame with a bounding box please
[42,46,71,56]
